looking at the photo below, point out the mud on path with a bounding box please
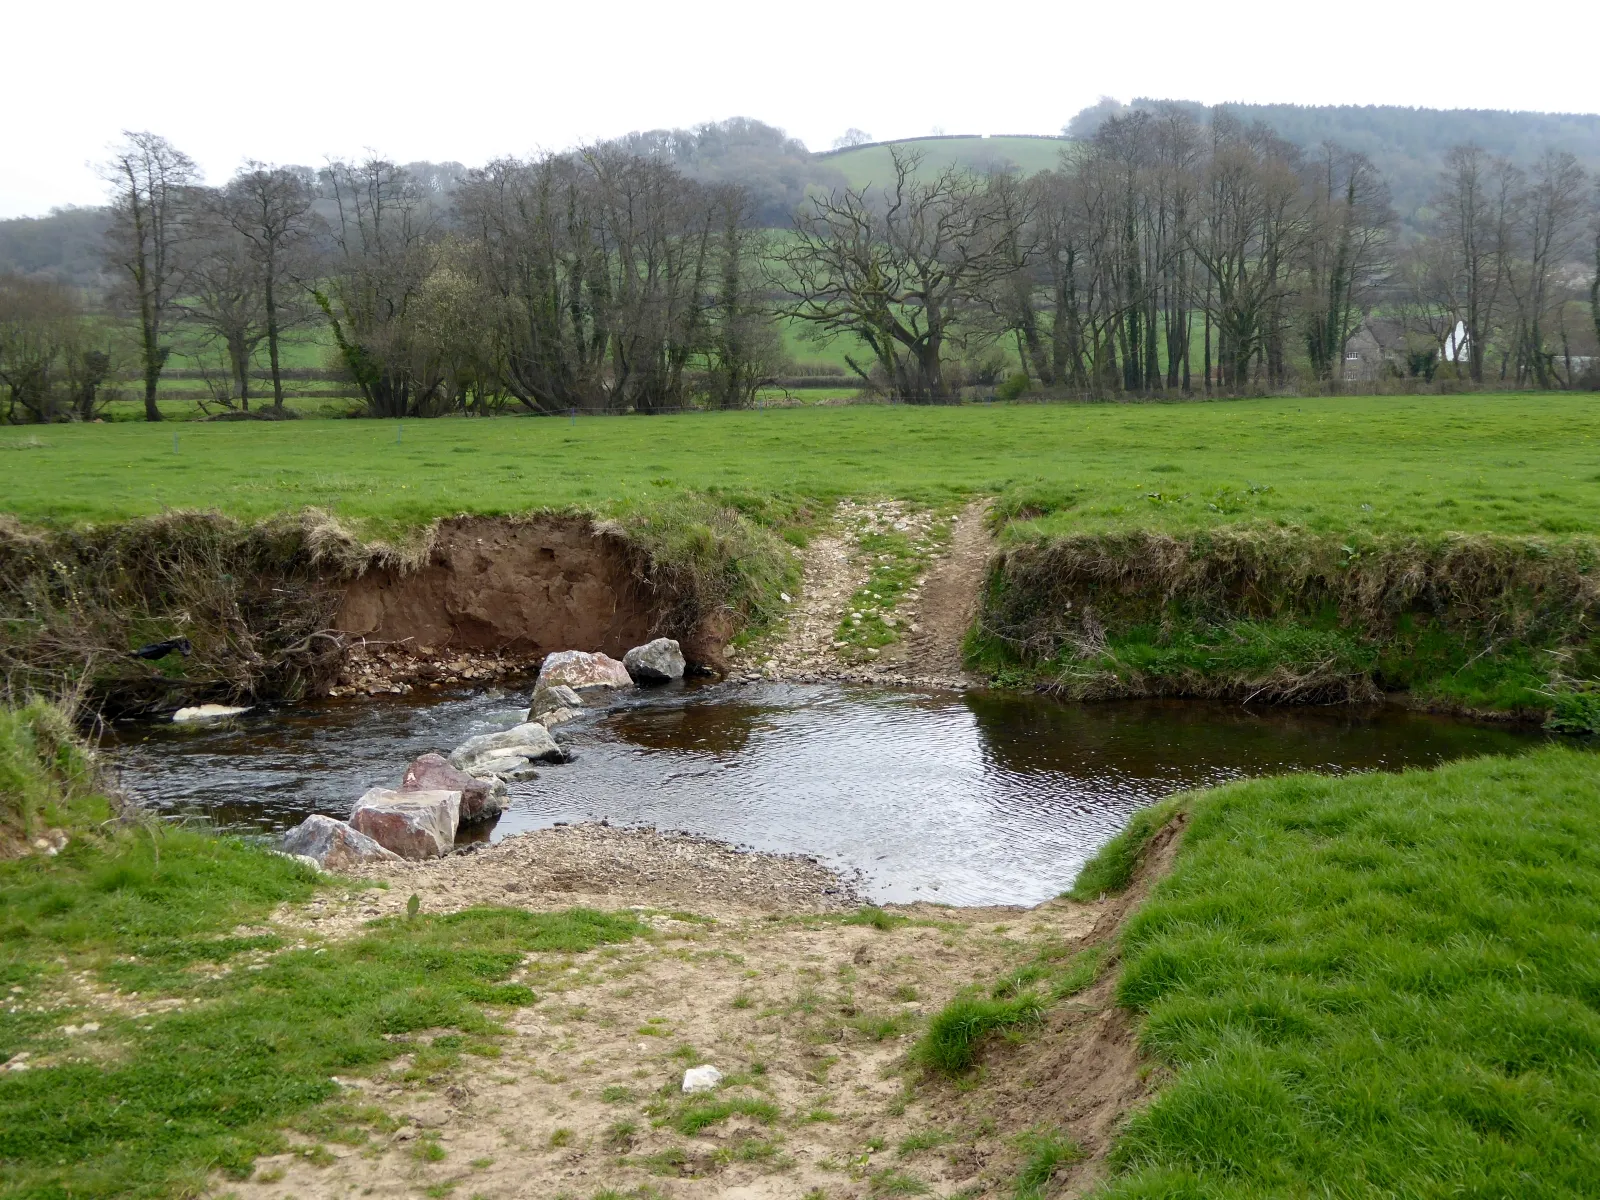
[733,499,993,691]
[220,824,1148,1200]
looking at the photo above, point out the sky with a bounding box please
[3,0,1597,219]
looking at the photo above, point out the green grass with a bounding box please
[5,395,1600,540]
[1011,1128,1085,1198]
[1093,747,1600,1198]
[819,136,1071,190]
[0,703,644,1198]
[914,994,1045,1075]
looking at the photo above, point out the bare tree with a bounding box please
[180,212,267,409]
[775,147,1019,403]
[0,275,75,422]
[1592,182,1600,363]
[313,158,441,418]
[219,164,315,411]
[1429,146,1517,383]
[1300,144,1394,384]
[1189,116,1307,391]
[102,132,197,421]
[1505,151,1589,387]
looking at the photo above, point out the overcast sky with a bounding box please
[3,0,1596,219]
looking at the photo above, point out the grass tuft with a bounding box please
[914,993,1045,1075]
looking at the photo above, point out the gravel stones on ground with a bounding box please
[313,822,858,929]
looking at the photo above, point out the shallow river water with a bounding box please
[102,682,1548,906]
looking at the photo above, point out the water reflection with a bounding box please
[101,683,1550,906]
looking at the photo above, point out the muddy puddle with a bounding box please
[101,682,1548,905]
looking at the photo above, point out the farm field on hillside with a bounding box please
[820,135,1072,188]
[2,395,1598,540]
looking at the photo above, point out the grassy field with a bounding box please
[4,394,1599,540]
[819,135,1071,189]
[1055,747,1600,1198]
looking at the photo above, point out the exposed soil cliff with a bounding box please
[336,515,703,663]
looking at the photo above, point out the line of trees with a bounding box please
[780,108,1600,402]
[3,114,1599,422]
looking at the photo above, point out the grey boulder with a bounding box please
[530,682,584,714]
[623,638,685,683]
[448,722,564,776]
[349,787,460,859]
[280,814,403,870]
[472,757,541,782]
[535,650,632,692]
[400,752,505,824]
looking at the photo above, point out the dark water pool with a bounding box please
[100,683,1549,906]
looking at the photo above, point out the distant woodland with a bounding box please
[2,102,1598,421]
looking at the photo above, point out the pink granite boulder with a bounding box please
[400,752,505,824]
[349,787,460,859]
[535,650,633,692]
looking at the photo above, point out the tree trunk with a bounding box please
[265,249,285,411]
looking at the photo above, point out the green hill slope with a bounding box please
[817,136,1070,189]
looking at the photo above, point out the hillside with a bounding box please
[817,134,1070,188]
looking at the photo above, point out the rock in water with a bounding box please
[471,757,540,782]
[281,814,403,870]
[400,752,505,824]
[623,638,686,683]
[172,703,251,722]
[535,650,633,691]
[349,788,460,859]
[529,682,584,717]
[448,722,564,775]
[534,706,579,727]
[681,1065,723,1094]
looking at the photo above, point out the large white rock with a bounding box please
[535,650,632,692]
[624,638,686,683]
[681,1065,723,1094]
[349,787,460,859]
[173,704,251,722]
[281,814,403,870]
[448,722,563,775]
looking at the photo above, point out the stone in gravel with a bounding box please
[623,638,686,683]
[682,1065,723,1093]
[449,722,563,774]
[282,813,404,869]
[400,752,505,824]
[349,788,460,859]
[535,649,632,692]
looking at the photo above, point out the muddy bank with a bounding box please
[337,515,725,666]
[0,500,786,717]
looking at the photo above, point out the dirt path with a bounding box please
[218,827,1133,1200]
[733,498,993,691]
[888,501,992,686]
